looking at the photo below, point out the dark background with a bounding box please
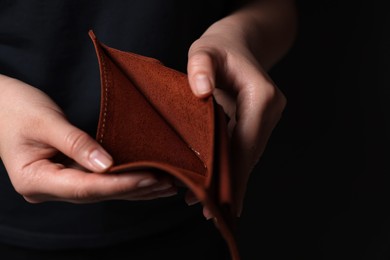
[238,1,390,259]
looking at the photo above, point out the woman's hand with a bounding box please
[186,0,297,217]
[0,75,176,204]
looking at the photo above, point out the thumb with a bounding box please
[44,116,113,173]
[187,47,216,98]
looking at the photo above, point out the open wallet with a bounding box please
[88,30,241,260]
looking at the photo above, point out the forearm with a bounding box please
[203,0,298,71]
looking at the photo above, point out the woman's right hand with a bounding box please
[0,74,177,203]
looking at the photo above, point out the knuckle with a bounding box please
[189,50,208,62]
[188,53,209,70]
[10,169,33,197]
[73,189,91,202]
[64,130,92,158]
[72,175,111,202]
[256,82,287,116]
[23,196,43,204]
[73,184,96,201]
[13,181,41,203]
[11,171,46,203]
[13,183,29,197]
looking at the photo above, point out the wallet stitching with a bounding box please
[98,52,109,144]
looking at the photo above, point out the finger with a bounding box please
[41,115,113,173]
[235,76,285,171]
[212,88,237,137]
[19,160,167,203]
[109,176,175,198]
[128,186,178,201]
[231,71,286,217]
[187,48,216,98]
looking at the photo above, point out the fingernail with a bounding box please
[194,74,211,96]
[137,178,158,188]
[89,149,112,171]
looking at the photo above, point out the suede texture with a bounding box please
[89,30,240,260]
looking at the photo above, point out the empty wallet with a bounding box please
[89,30,241,260]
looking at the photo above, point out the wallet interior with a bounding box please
[89,30,241,260]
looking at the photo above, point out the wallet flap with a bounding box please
[93,35,215,176]
[89,31,207,175]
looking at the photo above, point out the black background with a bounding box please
[238,1,390,259]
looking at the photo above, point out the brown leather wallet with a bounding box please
[89,30,241,260]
